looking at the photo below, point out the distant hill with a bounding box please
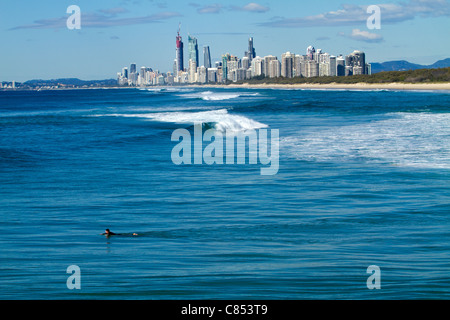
[371,58,450,73]
[23,78,117,87]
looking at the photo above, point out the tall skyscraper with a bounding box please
[173,59,177,75]
[129,63,137,85]
[188,35,199,66]
[241,56,250,70]
[130,63,136,74]
[176,25,184,72]
[345,50,366,74]
[306,46,315,60]
[203,46,211,68]
[365,63,372,75]
[268,59,281,78]
[263,55,277,77]
[188,59,197,83]
[198,66,208,83]
[251,56,264,77]
[336,56,345,76]
[329,56,337,77]
[122,67,128,79]
[303,60,319,78]
[222,53,231,82]
[245,37,256,62]
[207,68,218,83]
[281,52,294,78]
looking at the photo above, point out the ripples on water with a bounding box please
[0,88,449,299]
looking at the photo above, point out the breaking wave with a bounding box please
[282,112,450,169]
[100,109,268,133]
[179,91,260,101]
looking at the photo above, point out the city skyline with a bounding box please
[116,33,371,86]
[1,0,450,82]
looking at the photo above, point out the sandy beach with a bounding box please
[3,82,449,91]
[202,82,450,91]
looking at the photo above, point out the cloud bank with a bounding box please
[260,0,450,28]
[192,2,270,14]
[10,8,181,30]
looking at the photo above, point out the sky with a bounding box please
[0,0,449,81]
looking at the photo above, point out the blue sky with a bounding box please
[1,0,449,81]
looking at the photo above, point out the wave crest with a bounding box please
[179,91,260,101]
[102,109,268,132]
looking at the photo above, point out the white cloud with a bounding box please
[348,29,384,42]
[242,3,270,13]
[10,10,182,30]
[197,4,223,14]
[260,0,450,28]
[230,3,270,13]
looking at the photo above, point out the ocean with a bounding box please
[0,87,449,299]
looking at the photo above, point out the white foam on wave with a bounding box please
[282,112,450,169]
[129,105,222,112]
[179,91,260,101]
[141,88,163,92]
[103,109,268,132]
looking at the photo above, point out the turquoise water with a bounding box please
[0,87,449,299]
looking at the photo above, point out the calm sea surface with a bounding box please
[0,87,449,299]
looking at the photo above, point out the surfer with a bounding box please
[101,229,138,236]
[102,229,117,236]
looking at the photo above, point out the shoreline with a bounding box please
[2,82,450,91]
[199,82,450,91]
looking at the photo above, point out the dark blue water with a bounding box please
[0,87,449,299]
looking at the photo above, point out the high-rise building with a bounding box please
[345,50,366,74]
[140,67,146,79]
[173,59,177,75]
[281,52,294,78]
[241,56,250,70]
[365,63,372,75]
[176,26,184,72]
[318,53,330,77]
[268,59,281,78]
[188,35,199,65]
[122,67,128,79]
[221,53,238,81]
[203,46,211,68]
[314,49,323,63]
[345,66,353,76]
[127,63,137,85]
[245,37,256,62]
[329,56,337,77]
[306,46,315,60]
[130,63,137,74]
[188,59,197,83]
[207,68,218,83]
[222,53,231,82]
[303,60,319,78]
[263,55,277,77]
[227,58,239,80]
[197,65,207,83]
[336,56,345,76]
[294,55,302,77]
[251,56,264,77]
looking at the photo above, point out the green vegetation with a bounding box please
[234,67,450,85]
